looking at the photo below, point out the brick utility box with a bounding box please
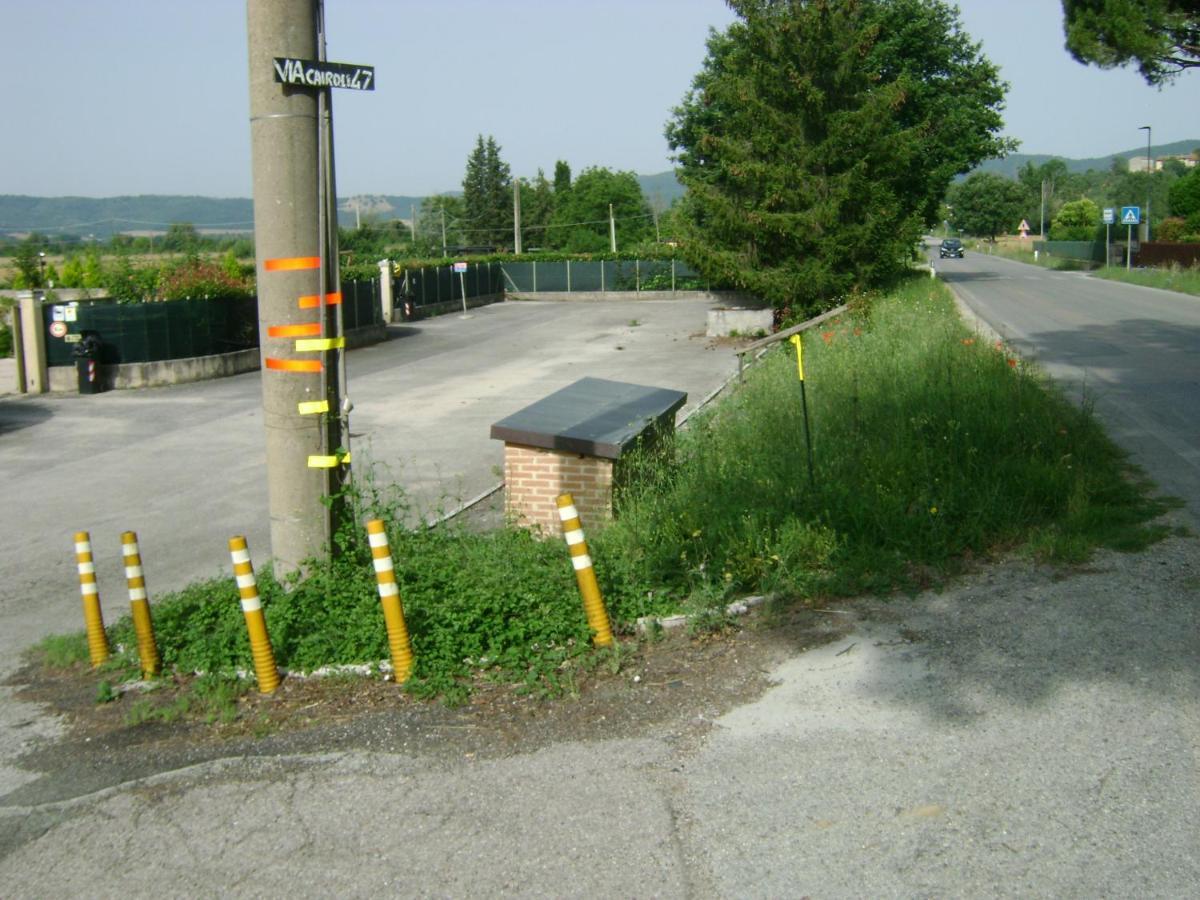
[491,377,687,533]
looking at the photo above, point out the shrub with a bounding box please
[158,257,253,301]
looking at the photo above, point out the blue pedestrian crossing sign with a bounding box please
[1120,206,1141,225]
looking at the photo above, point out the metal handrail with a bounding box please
[734,303,849,379]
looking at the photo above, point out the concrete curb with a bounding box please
[635,594,767,637]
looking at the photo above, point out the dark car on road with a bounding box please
[939,238,964,259]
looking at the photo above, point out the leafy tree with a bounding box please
[461,135,512,249]
[547,167,653,252]
[519,169,556,251]
[949,172,1028,240]
[1168,167,1200,219]
[60,255,84,288]
[1016,158,1071,232]
[1062,0,1200,84]
[553,160,572,195]
[81,249,105,289]
[666,0,1013,310]
[1050,197,1102,240]
[162,222,200,253]
[13,237,46,288]
[414,194,465,256]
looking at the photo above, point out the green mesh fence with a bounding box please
[491,259,704,295]
[43,280,381,367]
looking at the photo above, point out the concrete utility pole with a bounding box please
[247,0,346,573]
[513,178,522,255]
[609,203,617,253]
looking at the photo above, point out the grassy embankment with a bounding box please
[38,276,1175,702]
[1091,263,1200,296]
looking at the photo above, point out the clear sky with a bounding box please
[1,0,1195,199]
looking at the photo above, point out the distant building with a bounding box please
[1128,154,1198,173]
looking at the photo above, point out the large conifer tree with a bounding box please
[461,135,512,249]
[666,0,1013,311]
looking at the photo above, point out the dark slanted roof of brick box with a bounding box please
[490,377,687,460]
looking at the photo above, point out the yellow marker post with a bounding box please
[73,531,110,667]
[365,520,415,683]
[121,531,161,677]
[789,334,805,382]
[556,494,613,647]
[228,536,280,694]
[789,334,815,487]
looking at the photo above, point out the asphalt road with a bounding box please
[3,273,1199,898]
[935,249,1200,525]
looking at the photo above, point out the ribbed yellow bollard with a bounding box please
[73,531,110,667]
[227,536,280,694]
[556,494,613,647]
[121,531,161,677]
[366,519,415,683]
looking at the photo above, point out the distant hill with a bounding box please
[975,138,1200,179]
[637,171,685,207]
[0,175,686,239]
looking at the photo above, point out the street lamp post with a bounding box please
[37,251,46,289]
[1139,125,1152,242]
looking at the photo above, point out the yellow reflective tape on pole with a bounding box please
[295,337,345,352]
[307,452,351,468]
[298,400,330,415]
[789,334,805,381]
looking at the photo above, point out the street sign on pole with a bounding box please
[1103,208,1115,225]
[1120,206,1141,226]
[454,262,469,315]
[273,57,375,91]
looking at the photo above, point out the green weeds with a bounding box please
[1093,262,1200,297]
[42,274,1172,707]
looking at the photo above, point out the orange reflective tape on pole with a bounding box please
[267,323,322,338]
[228,536,280,694]
[121,531,160,678]
[264,256,321,272]
[366,520,414,683]
[298,291,343,309]
[74,531,110,666]
[265,358,324,373]
[555,494,613,647]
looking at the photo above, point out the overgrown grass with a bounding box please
[605,278,1172,607]
[54,275,1172,701]
[1092,262,1200,297]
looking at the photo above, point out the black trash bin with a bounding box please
[73,332,105,394]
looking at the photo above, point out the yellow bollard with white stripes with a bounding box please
[73,531,110,667]
[227,536,280,694]
[365,520,415,683]
[121,531,161,677]
[556,494,614,647]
